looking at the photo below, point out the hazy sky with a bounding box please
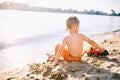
[0,0,120,13]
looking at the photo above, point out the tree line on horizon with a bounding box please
[0,2,120,16]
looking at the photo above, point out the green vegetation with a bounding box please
[0,2,120,16]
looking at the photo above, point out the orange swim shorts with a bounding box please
[61,49,82,62]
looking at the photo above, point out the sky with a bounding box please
[0,0,120,14]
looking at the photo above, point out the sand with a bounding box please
[0,31,120,80]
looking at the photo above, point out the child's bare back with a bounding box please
[64,33,84,57]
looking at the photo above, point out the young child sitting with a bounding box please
[49,16,105,66]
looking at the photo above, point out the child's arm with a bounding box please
[52,37,67,66]
[80,34,104,52]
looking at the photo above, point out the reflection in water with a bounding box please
[0,43,49,70]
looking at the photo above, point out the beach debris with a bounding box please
[100,39,120,54]
[42,66,52,77]
[65,64,83,72]
[6,77,17,80]
[29,63,44,74]
[29,62,52,76]
[50,67,67,80]
[27,62,68,80]
[110,73,120,80]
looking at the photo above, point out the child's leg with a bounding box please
[46,43,61,61]
[55,43,61,55]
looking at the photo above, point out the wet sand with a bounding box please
[0,31,120,80]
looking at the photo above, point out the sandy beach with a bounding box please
[0,31,120,80]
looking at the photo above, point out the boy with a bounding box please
[50,16,105,66]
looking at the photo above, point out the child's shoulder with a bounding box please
[63,35,69,41]
[78,33,87,38]
[78,33,84,36]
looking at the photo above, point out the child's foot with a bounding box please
[46,53,55,62]
[49,56,55,62]
[46,53,54,58]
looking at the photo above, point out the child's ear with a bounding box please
[75,26,78,30]
[66,27,69,31]
[76,25,79,30]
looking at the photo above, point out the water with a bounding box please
[0,10,120,70]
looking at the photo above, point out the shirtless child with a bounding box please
[48,16,105,66]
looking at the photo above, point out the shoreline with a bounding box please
[0,30,120,80]
[88,29,120,43]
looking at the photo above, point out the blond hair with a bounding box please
[66,16,79,29]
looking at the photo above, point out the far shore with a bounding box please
[0,2,120,17]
